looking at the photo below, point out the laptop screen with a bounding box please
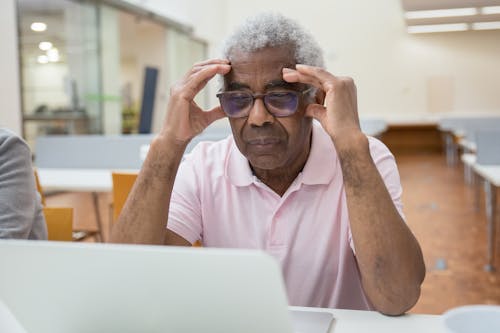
[0,240,294,333]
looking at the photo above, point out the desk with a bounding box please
[462,155,500,271]
[292,307,444,332]
[24,113,90,135]
[37,168,137,241]
[472,163,500,271]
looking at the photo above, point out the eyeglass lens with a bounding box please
[218,91,300,118]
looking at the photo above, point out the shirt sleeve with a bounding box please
[0,131,47,239]
[348,136,405,253]
[167,147,204,244]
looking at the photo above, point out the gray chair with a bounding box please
[35,134,155,170]
[359,118,387,138]
[476,130,500,165]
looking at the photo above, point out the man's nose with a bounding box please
[247,98,274,127]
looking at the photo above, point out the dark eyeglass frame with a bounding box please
[216,87,314,118]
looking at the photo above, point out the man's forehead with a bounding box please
[224,47,296,89]
[228,46,295,65]
[225,79,301,91]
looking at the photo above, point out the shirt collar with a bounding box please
[225,121,337,187]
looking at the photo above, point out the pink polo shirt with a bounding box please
[168,122,404,310]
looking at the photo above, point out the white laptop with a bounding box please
[0,240,333,333]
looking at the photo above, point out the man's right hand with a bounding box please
[160,59,231,144]
[110,59,230,245]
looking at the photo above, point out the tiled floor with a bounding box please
[45,151,500,314]
[396,152,500,314]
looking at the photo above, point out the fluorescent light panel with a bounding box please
[472,21,500,30]
[38,41,52,51]
[47,48,59,62]
[405,8,477,19]
[37,55,49,64]
[481,6,500,15]
[30,22,47,32]
[407,23,468,34]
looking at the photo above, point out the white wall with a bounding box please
[0,0,22,134]
[130,0,500,121]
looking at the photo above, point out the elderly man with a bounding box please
[111,13,425,315]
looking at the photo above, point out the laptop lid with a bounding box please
[0,240,293,333]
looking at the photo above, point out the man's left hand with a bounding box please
[283,65,363,147]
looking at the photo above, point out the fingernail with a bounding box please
[282,68,293,73]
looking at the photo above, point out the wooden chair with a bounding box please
[34,169,46,206]
[111,172,201,246]
[43,207,73,241]
[111,172,138,222]
[34,169,100,242]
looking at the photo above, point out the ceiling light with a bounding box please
[405,8,477,19]
[472,21,500,30]
[30,22,47,32]
[37,55,49,64]
[407,23,469,34]
[47,48,60,62]
[38,42,53,51]
[481,6,500,15]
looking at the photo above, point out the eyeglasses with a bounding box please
[216,87,314,118]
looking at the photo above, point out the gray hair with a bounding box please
[221,12,325,68]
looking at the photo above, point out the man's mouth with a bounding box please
[246,137,281,146]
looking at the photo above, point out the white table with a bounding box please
[472,163,500,271]
[37,168,137,241]
[462,155,500,271]
[37,168,116,192]
[292,307,444,332]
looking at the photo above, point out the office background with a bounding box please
[1,0,500,139]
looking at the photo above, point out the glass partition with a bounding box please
[17,0,101,146]
[17,0,207,144]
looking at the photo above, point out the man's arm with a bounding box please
[283,65,425,315]
[110,59,231,245]
[0,131,47,239]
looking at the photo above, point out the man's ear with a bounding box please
[315,88,325,105]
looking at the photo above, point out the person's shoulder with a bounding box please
[0,128,17,142]
[0,128,30,155]
[183,135,233,166]
[367,136,393,156]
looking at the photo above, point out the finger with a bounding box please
[185,59,230,79]
[295,64,338,83]
[282,68,323,90]
[289,65,344,94]
[182,64,231,100]
[193,58,230,67]
[304,103,327,121]
[203,105,227,125]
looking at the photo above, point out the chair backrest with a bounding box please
[476,130,500,165]
[33,169,46,206]
[359,118,387,137]
[35,134,154,169]
[112,172,138,221]
[43,207,73,241]
[111,172,202,247]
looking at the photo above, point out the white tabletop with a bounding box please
[473,164,500,187]
[292,307,444,332]
[37,168,137,192]
[460,154,500,187]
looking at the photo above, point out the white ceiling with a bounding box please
[401,0,500,26]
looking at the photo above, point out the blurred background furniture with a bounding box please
[460,130,500,272]
[35,169,99,241]
[43,207,73,241]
